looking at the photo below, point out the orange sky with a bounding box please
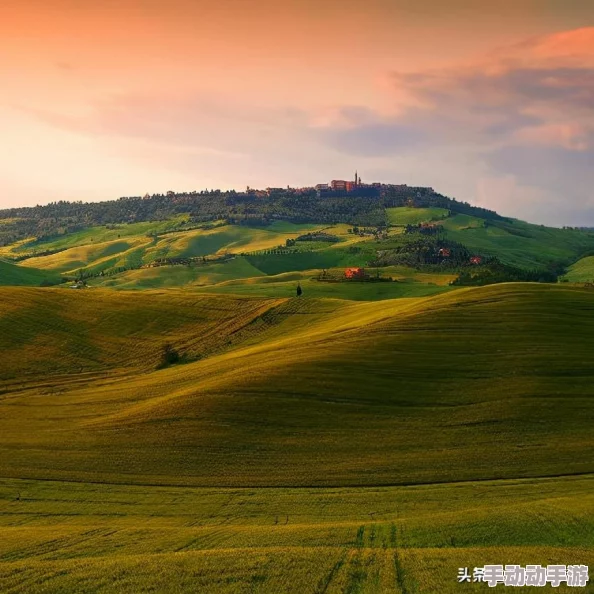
[1,0,593,223]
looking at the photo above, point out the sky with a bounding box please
[1,0,593,225]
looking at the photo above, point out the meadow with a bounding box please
[562,256,594,283]
[2,204,594,592]
[3,209,594,296]
[0,260,61,287]
[1,475,592,593]
[386,207,449,226]
[439,216,594,270]
[0,283,593,591]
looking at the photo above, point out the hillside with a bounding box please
[0,287,290,381]
[2,204,594,297]
[0,260,61,287]
[2,283,593,487]
[440,215,594,270]
[562,255,594,283]
[3,197,594,592]
[1,283,593,592]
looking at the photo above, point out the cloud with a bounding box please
[307,106,426,156]
[15,27,594,224]
[17,91,312,160]
[307,27,594,224]
[309,30,594,156]
[386,28,594,148]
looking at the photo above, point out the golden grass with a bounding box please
[0,475,592,593]
[2,283,594,591]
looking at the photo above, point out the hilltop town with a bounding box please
[239,172,415,199]
[156,175,427,200]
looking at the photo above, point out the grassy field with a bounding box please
[386,207,450,226]
[94,257,267,289]
[197,274,453,300]
[3,283,594,487]
[441,216,594,270]
[562,256,594,283]
[1,475,592,593]
[19,238,149,275]
[4,213,594,295]
[1,279,594,591]
[0,260,62,287]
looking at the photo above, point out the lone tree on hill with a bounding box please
[159,343,180,368]
[296,283,302,297]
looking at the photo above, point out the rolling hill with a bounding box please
[1,283,593,593]
[0,260,61,287]
[440,215,594,270]
[2,190,594,592]
[1,282,593,487]
[1,283,593,592]
[2,204,594,298]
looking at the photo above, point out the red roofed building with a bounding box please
[470,256,483,265]
[331,180,348,191]
[438,248,451,258]
[345,267,366,279]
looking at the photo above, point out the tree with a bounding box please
[159,343,180,368]
[296,283,302,297]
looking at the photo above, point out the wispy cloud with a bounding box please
[12,27,594,223]
[308,27,594,223]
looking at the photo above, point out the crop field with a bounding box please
[386,207,450,226]
[440,216,594,270]
[562,256,594,283]
[4,212,594,298]
[0,283,593,591]
[0,260,61,287]
[0,475,592,593]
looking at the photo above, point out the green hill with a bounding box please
[2,283,593,487]
[441,215,594,270]
[562,255,594,283]
[1,283,594,592]
[3,203,594,296]
[386,206,449,225]
[0,260,61,287]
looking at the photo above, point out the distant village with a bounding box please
[159,172,432,200]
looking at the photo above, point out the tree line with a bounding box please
[0,186,505,246]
